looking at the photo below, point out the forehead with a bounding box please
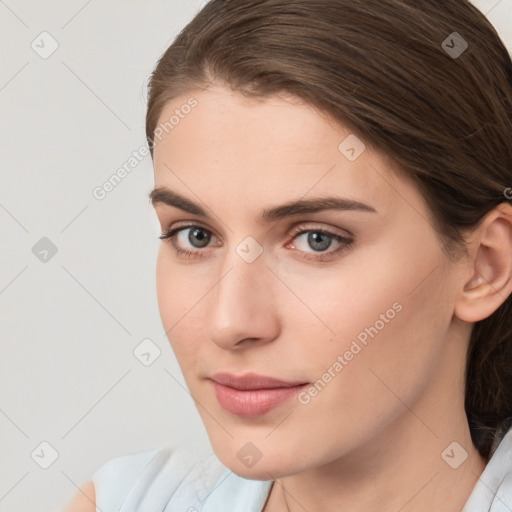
[152,85,421,221]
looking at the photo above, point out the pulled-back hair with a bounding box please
[145,0,512,460]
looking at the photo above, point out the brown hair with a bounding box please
[145,0,512,459]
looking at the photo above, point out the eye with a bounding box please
[159,223,353,262]
[287,225,353,262]
[159,225,218,258]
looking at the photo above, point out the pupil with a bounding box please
[309,232,331,251]
[190,228,210,248]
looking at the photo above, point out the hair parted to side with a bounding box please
[145,0,512,460]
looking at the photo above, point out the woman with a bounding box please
[66,0,512,510]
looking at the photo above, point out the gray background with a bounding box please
[1,1,511,510]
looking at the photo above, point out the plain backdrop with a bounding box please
[1,1,511,510]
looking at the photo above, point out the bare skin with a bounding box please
[63,481,95,512]
[66,84,512,511]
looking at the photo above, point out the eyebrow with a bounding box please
[148,186,377,222]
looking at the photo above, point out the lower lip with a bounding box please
[211,381,308,418]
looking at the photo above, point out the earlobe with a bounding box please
[454,203,512,323]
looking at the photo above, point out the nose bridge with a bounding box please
[205,240,278,348]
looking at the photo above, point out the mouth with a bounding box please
[209,372,309,418]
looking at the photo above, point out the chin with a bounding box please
[212,446,305,481]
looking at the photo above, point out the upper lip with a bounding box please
[209,372,308,390]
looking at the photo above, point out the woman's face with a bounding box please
[151,85,469,479]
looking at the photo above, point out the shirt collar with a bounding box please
[463,422,512,511]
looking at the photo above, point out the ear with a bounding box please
[454,202,512,323]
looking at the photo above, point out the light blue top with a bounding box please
[93,425,512,512]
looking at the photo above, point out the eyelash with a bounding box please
[158,223,354,262]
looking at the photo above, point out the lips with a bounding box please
[210,372,307,390]
[209,372,309,417]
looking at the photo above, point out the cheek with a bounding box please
[272,270,454,465]
[156,251,179,326]
[280,237,454,404]
[155,250,204,360]
[275,252,405,359]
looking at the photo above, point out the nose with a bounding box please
[205,245,280,350]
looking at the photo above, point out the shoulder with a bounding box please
[92,445,163,497]
[487,425,512,509]
[63,480,95,512]
[67,444,272,512]
[91,444,232,511]
[463,424,512,511]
